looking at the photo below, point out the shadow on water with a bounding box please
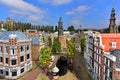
[56,56,68,76]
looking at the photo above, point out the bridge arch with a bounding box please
[56,53,68,76]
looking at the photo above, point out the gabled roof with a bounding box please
[97,33,120,52]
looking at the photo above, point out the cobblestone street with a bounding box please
[73,52,92,80]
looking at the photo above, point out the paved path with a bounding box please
[74,52,92,80]
[18,68,41,80]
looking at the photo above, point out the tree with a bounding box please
[39,47,51,68]
[80,36,85,53]
[66,40,75,60]
[51,37,61,54]
[67,25,75,31]
[48,36,52,48]
[42,36,46,43]
[66,40,75,71]
[55,26,58,32]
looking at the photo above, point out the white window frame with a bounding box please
[111,42,116,48]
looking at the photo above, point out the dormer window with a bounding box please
[111,42,116,48]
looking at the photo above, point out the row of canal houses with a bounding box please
[84,8,120,80]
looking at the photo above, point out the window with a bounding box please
[110,61,112,67]
[99,57,101,64]
[0,46,2,52]
[105,67,107,74]
[104,57,106,64]
[20,56,24,62]
[5,58,8,64]
[11,49,15,54]
[0,57,2,63]
[0,70,3,74]
[27,54,30,59]
[5,47,8,53]
[110,71,112,79]
[11,60,16,65]
[12,71,17,76]
[27,45,29,50]
[20,46,24,52]
[111,42,116,48]
[21,68,24,73]
[6,71,9,75]
[12,49,15,54]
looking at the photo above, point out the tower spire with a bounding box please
[109,8,118,33]
[58,17,63,36]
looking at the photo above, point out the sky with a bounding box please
[0,0,120,29]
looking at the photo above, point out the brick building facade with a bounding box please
[0,31,32,79]
[84,32,120,80]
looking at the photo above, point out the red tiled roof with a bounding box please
[100,34,120,52]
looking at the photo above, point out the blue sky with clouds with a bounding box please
[0,0,120,29]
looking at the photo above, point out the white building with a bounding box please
[0,31,32,79]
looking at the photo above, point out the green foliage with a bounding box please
[48,36,52,47]
[67,25,75,31]
[51,37,61,54]
[55,25,58,32]
[80,37,85,53]
[2,21,56,32]
[42,76,47,80]
[42,36,46,43]
[67,40,75,60]
[40,47,51,68]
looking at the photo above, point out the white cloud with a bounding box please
[66,5,89,15]
[39,0,72,5]
[0,0,45,24]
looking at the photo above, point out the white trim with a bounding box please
[104,53,116,62]
[115,68,120,71]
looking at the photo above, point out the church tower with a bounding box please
[58,17,63,36]
[109,8,118,33]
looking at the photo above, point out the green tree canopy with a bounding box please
[51,37,61,54]
[48,36,52,48]
[80,36,85,53]
[67,40,75,60]
[67,25,75,31]
[42,36,46,43]
[39,47,51,68]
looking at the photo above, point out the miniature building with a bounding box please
[57,17,67,50]
[58,17,63,36]
[104,50,120,80]
[59,36,67,50]
[6,18,14,26]
[109,8,118,33]
[0,31,32,79]
[25,30,40,45]
[84,32,120,80]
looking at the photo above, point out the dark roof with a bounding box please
[0,31,29,41]
[111,50,120,68]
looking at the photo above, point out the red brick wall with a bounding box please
[59,36,67,50]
